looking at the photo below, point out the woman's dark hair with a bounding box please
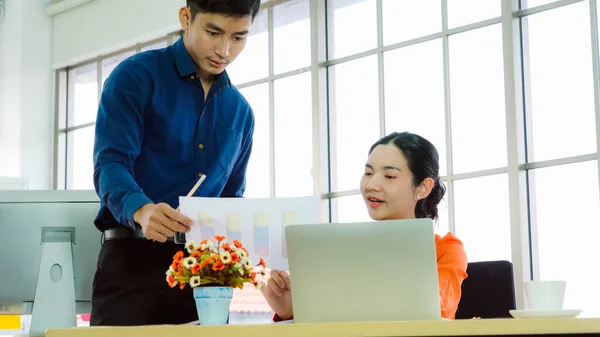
[187,0,261,21]
[369,131,446,221]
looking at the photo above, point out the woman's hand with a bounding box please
[260,269,293,320]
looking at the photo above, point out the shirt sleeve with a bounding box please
[220,108,254,198]
[436,234,468,320]
[93,60,154,228]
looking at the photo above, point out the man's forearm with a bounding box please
[95,161,153,227]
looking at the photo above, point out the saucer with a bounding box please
[509,309,582,319]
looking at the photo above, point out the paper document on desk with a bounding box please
[180,196,319,270]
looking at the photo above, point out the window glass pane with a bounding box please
[330,55,380,192]
[383,39,447,176]
[227,9,269,85]
[274,73,313,197]
[274,0,311,74]
[533,161,600,317]
[70,63,99,127]
[57,70,67,129]
[140,40,168,52]
[239,83,271,198]
[382,0,441,45]
[328,0,377,59]
[332,194,372,223]
[57,132,66,190]
[70,126,95,190]
[449,24,507,173]
[524,3,596,161]
[447,0,501,28]
[101,51,135,90]
[453,174,511,262]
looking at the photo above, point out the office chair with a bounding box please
[455,260,516,319]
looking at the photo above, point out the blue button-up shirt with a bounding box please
[93,37,254,231]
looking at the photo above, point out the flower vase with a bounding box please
[193,286,233,325]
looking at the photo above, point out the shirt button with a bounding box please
[198,173,203,177]
[190,75,195,79]
[198,144,204,149]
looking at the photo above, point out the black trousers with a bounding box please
[90,237,199,326]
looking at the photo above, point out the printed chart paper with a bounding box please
[179,196,319,270]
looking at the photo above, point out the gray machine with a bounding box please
[0,190,101,335]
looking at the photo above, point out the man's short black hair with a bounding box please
[187,0,261,21]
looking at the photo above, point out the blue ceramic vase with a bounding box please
[193,286,233,325]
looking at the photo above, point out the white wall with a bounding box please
[1,0,185,188]
[0,0,23,178]
[53,0,184,68]
[0,0,54,189]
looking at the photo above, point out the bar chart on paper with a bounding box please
[226,212,243,242]
[281,212,298,259]
[180,196,319,270]
[197,212,216,241]
[254,212,269,257]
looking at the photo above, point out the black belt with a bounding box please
[102,227,177,242]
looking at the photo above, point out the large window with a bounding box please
[56,0,600,318]
[322,0,600,317]
[56,38,169,190]
[521,0,600,317]
[325,0,512,267]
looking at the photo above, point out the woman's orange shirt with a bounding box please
[435,232,468,319]
[273,232,468,321]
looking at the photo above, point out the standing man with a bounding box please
[91,0,260,326]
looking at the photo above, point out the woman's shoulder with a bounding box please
[434,232,468,264]
[435,232,464,246]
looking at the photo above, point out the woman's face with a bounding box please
[360,144,424,220]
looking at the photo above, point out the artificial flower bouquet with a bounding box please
[166,235,267,290]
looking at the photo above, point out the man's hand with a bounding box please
[261,270,293,320]
[133,203,193,242]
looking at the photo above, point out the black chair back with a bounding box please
[455,260,516,319]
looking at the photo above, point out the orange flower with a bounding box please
[173,251,184,261]
[230,252,240,263]
[171,260,180,270]
[250,272,256,283]
[190,251,200,258]
[212,261,225,271]
[214,235,225,242]
[200,239,208,245]
[191,263,201,273]
[222,243,231,252]
[177,268,183,276]
[167,274,177,288]
[259,258,266,268]
[233,240,243,248]
[179,283,185,289]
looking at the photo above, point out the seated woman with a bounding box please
[261,131,468,321]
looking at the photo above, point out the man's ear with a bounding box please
[179,6,192,31]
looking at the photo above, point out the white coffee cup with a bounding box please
[524,280,566,311]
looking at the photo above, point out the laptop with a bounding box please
[285,218,441,323]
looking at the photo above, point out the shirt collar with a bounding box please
[172,36,231,89]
